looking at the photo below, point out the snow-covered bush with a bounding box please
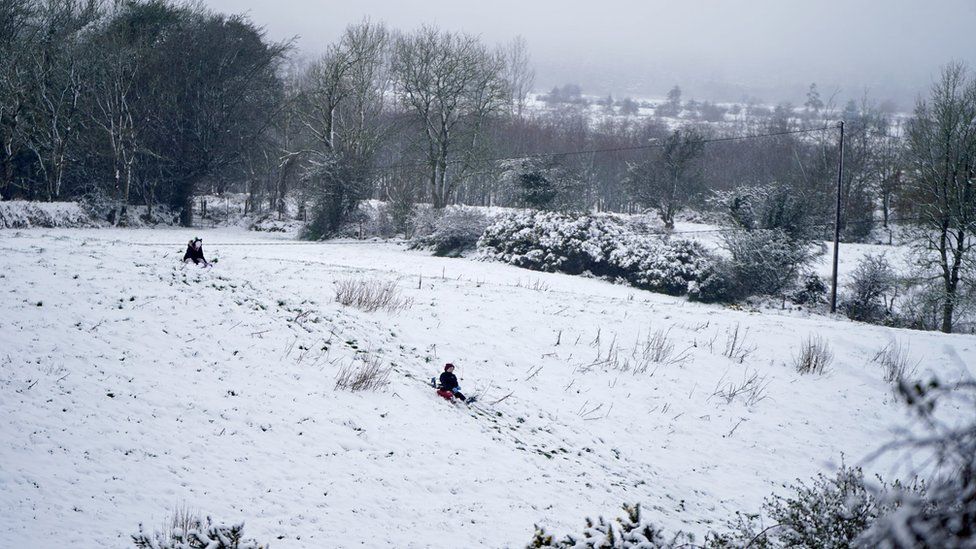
[528,503,693,548]
[371,201,397,238]
[301,153,369,239]
[687,264,736,304]
[412,207,490,256]
[711,184,818,242]
[621,213,663,235]
[720,228,815,299]
[500,157,584,211]
[895,281,953,332]
[790,273,828,306]
[685,228,815,303]
[249,213,302,233]
[764,464,885,548]
[480,211,821,302]
[132,511,266,549]
[79,190,136,226]
[534,466,928,549]
[335,201,397,239]
[611,238,714,296]
[479,211,625,275]
[480,211,717,296]
[841,254,897,324]
[706,464,921,549]
[409,204,440,240]
[859,378,976,548]
[0,200,97,229]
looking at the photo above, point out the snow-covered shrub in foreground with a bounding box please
[705,464,923,549]
[859,379,976,548]
[759,464,895,548]
[133,512,267,549]
[479,211,715,296]
[530,465,925,549]
[528,503,692,548]
[412,207,490,256]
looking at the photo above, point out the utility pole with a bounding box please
[829,120,845,314]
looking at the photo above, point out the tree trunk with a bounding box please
[0,150,11,197]
[429,162,443,209]
[942,289,955,334]
[180,192,194,227]
[881,191,890,228]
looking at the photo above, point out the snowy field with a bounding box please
[2,227,974,548]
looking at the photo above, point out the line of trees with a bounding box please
[1,1,973,332]
[0,0,287,225]
[0,1,910,235]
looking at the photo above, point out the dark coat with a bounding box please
[183,243,205,262]
[439,371,459,391]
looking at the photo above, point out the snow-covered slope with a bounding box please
[2,228,973,548]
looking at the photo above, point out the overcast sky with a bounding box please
[203,0,976,107]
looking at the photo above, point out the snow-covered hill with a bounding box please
[2,228,973,548]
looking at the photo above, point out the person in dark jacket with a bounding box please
[438,363,466,401]
[183,237,210,267]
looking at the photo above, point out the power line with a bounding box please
[369,125,836,174]
[864,128,907,141]
[112,216,925,245]
[629,216,925,238]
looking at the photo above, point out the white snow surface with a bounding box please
[1,227,974,548]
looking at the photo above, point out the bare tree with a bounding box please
[874,118,904,230]
[837,94,882,241]
[262,59,305,217]
[657,85,681,117]
[299,20,390,154]
[905,62,976,333]
[24,0,99,201]
[339,19,392,160]
[804,82,823,117]
[301,45,354,152]
[504,35,535,119]
[391,26,507,208]
[625,128,706,229]
[85,3,145,222]
[295,20,391,236]
[0,0,38,198]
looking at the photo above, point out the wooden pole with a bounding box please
[830,121,845,313]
